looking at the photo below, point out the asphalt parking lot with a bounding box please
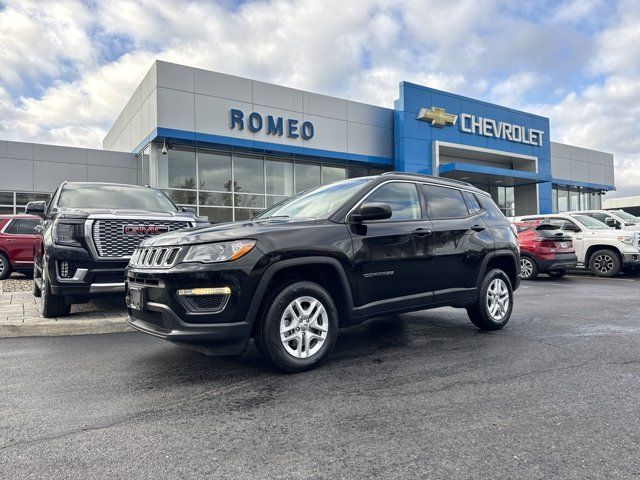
[1,273,639,479]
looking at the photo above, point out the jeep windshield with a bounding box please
[572,214,611,230]
[58,184,179,212]
[255,177,373,220]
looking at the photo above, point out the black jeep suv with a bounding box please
[25,182,205,317]
[126,173,520,372]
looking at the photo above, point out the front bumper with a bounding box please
[124,249,263,355]
[621,252,640,267]
[45,243,127,297]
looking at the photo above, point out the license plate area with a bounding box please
[127,286,145,311]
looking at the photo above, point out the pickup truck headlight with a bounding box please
[54,221,83,247]
[617,235,636,246]
[182,240,256,263]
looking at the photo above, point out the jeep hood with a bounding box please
[140,217,319,247]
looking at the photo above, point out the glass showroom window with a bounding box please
[295,162,321,193]
[321,165,346,185]
[233,155,265,221]
[265,159,294,207]
[0,191,51,214]
[490,185,515,217]
[158,148,197,207]
[197,150,233,224]
[557,188,569,212]
[136,145,150,186]
[569,190,579,211]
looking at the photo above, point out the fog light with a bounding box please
[60,261,70,278]
[58,261,77,279]
[177,287,231,296]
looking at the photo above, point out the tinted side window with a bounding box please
[476,194,506,222]
[591,212,609,223]
[423,185,469,219]
[463,191,483,214]
[365,182,421,221]
[548,218,579,231]
[15,219,39,235]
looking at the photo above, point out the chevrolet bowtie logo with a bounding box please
[417,106,457,128]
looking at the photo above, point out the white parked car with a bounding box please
[512,213,640,277]
[569,209,640,232]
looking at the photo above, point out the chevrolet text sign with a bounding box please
[459,113,544,147]
[417,106,544,147]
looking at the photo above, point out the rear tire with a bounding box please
[467,268,513,331]
[519,256,538,280]
[548,269,566,278]
[589,249,621,277]
[40,268,70,318]
[0,253,12,280]
[255,281,338,373]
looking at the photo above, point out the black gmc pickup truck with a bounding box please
[25,182,207,317]
[125,173,520,372]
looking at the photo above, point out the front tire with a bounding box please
[255,281,338,373]
[589,249,621,277]
[40,268,70,318]
[0,253,12,280]
[467,269,513,331]
[519,256,538,280]
[33,261,42,298]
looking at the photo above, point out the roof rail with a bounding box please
[380,171,473,187]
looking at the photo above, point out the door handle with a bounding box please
[471,224,485,232]
[412,228,432,237]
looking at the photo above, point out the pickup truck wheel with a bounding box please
[40,269,70,318]
[255,281,338,373]
[519,256,538,280]
[0,253,12,280]
[467,268,513,331]
[589,249,620,277]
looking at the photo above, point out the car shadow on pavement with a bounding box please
[127,309,488,382]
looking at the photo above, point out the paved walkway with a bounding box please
[0,275,132,338]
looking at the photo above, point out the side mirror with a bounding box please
[350,202,392,222]
[181,206,196,214]
[604,217,620,229]
[25,201,46,218]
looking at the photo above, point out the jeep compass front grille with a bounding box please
[92,220,190,258]
[130,247,182,268]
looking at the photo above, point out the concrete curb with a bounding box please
[0,318,134,338]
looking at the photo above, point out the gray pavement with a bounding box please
[0,274,131,337]
[1,274,639,479]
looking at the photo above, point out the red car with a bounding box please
[515,220,578,280]
[0,214,41,280]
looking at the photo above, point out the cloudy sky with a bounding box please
[0,0,638,197]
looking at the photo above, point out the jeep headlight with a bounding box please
[54,221,83,247]
[182,240,256,263]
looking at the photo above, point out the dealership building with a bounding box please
[0,60,616,221]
